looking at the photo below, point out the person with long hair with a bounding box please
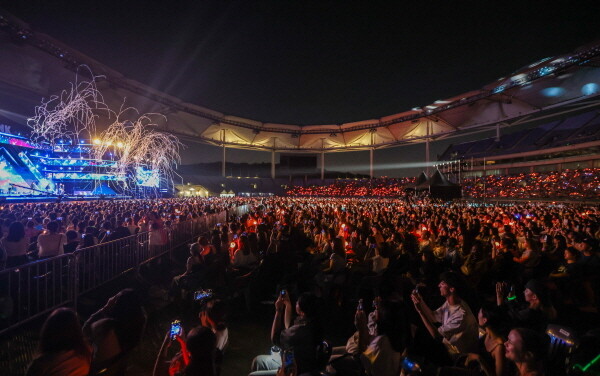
[1,221,29,267]
[37,221,66,258]
[504,328,548,376]
[232,235,258,271]
[465,303,507,376]
[26,308,91,376]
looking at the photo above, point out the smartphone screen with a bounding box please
[170,320,182,339]
[284,351,294,372]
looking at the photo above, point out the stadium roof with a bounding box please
[1,12,600,153]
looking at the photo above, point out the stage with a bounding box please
[0,194,134,204]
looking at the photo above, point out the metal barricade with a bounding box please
[0,254,74,334]
[0,210,226,336]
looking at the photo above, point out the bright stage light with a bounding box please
[93,138,101,145]
[581,83,599,96]
[116,142,124,148]
[540,87,565,97]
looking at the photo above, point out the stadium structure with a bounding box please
[1,11,600,198]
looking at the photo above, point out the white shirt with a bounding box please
[434,300,479,354]
[37,233,66,258]
[0,236,29,258]
[360,335,401,376]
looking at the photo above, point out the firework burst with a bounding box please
[27,66,108,146]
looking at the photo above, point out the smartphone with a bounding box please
[170,320,182,340]
[280,289,287,297]
[402,357,420,373]
[357,298,364,311]
[284,350,295,373]
[194,290,214,301]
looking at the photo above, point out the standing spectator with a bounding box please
[26,308,91,376]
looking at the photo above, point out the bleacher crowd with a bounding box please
[285,169,600,199]
[462,169,600,199]
[2,196,600,376]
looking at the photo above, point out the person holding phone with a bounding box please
[411,271,478,356]
[250,292,320,375]
[154,324,217,376]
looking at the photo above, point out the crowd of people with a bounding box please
[462,169,600,199]
[284,169,600,199]
[4,195,600,376]
[286,178,416,197]
[0,197,243,269]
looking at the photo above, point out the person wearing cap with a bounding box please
[575,238,600,277]
[411,271,478,355]
[496,279,556,333]
[575,237,600,309]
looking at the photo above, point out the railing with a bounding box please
[0,211,226,336]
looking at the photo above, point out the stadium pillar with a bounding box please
[222,145,226,177]
[221,129,227,177]
[271,150,276,179]
[369,148,374,179]
[321,152,325,181]
[425,122,430,175]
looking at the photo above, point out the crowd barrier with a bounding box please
[0,210,226,336]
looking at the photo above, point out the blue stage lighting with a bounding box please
[540,87,565,97]
[581,83,599,96]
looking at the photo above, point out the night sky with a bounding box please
[2,1,600,176]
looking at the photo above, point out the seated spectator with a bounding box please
[496,280,556,333]
[465,303,507,376]
[504,327,549,376]
[83,289,147,373]
[64,230,80,253]
[155,325,217,376]
[232,235,259,271]
[328,298,404,376]
[575,237,600,308]
[26,308,91,376]
[200,299,229,375]
[37,221,66,258]
[250,292,321,375]
[1,221,29,267]
[412,271,479,354]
